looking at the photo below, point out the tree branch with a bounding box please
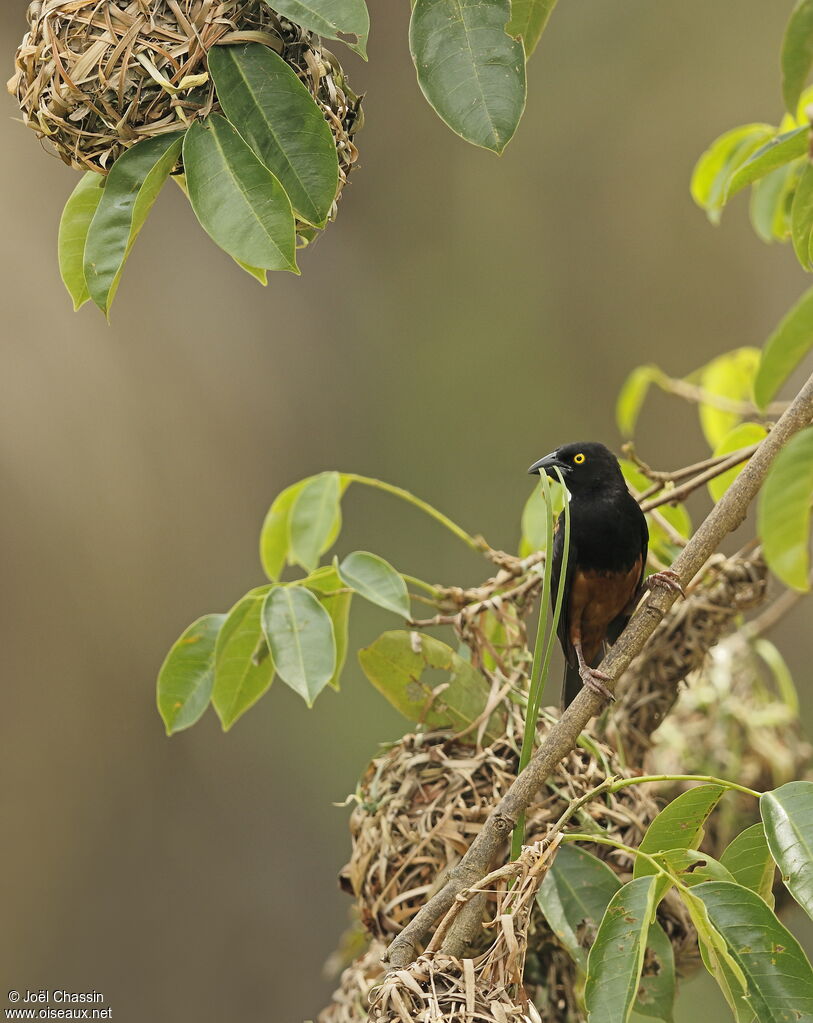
[384,372,813,969]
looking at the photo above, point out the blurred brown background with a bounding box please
[1,2,812,1020]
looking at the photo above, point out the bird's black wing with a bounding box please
[606,498,649,645]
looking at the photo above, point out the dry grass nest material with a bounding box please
[340,709,658,943]
[9,0,362,195]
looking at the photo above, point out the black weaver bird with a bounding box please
[528,441,682,707]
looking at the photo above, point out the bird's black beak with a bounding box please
[528,451,568,477]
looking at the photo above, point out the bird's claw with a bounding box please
[647,569,685,598]
[579,666,615,703]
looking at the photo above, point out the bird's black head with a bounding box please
[527,441,626,497]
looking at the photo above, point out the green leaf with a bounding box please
[758,426,813,591]
[537,846,675,1021]
[338,551,411,618]
[519,479,565,557]
[616,365,661,438]
[727,126,809,200]
[84,132,184,315]
[755,284,813,408]
[506,0,557,56]
[303,566,352,690]
[695,880,813,1021]
[208,44,339,227]
[720,823,776,907]
[783,0,813,114]
[707,423,767,502]
[754,637,799,714]
[761,781,813,919]
[584,876,658,1023]
[680,886,751,1022]
[698,348,760,448]
[260,474,346,579]
[659,849,736,888]
[620,460,691,564]
[791,161,813,269]
[358,630,504,742]
[183,114,297,272]
[213,590,275,729]
[691,124,775,223]
[262,0,370,58]
[157,613,226,734]
[172,171,267,284]
[634,786,725,901]
[749,160,801,244]
[262,585,336,706]
[58,172,103,310]
[409,0,526,154]
[289,471,343,572]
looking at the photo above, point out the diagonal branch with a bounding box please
[384,372,813,969]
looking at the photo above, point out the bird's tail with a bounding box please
[562,660,583,709]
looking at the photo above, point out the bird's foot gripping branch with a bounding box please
[154,316,813,1018]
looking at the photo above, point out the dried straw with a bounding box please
[9,1,361,223]
[340,707,658,944]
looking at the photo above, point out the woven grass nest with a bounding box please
[339,709,658,943]
[9,0,362,201]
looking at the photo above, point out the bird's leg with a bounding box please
[574,641,614,702]
[646,569,685,598]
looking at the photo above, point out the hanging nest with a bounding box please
[319,941,389,1023]
[648,624,813,855]
[367,839,560,1023]
[601,553,769,764]
[9,0,362,211]
[339,707,659,944]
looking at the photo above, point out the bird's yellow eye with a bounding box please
[574,453,586,464]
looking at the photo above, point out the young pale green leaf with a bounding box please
[262,585,336,706]
[707,423,766,502]
[260,474,347,579]
[749,160,801,244]
[755,284,813,408]
[726,126,809,200]
[754,637,799,713]
[262,0,369,58]
[338,551,410,618]
[757,426,813,591]
[791,161,813,270]
[695,880,813,1021]
[505,0,557,57]
[410,0,526,154]
[691,124,775,223]
[213,589,275,729]
[783,0,813,113]
[303,566,352,690]
[84,132,184,315]
[583,875,658,1023]
[519,479,565,557]
[634,786,725,902]
[58,172,104,310]
[680,886,751,1022]
[208,44,339,227]
[358,630,505,742]
[537,846,675,1020]
[698,348,760,448]
[157,613,226,734]
[761,781,813,919]
[289,471,343,572]
[183,114,297,272]
[615,365,662,437]
[620,460,691,565]
[720,823,776,907]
